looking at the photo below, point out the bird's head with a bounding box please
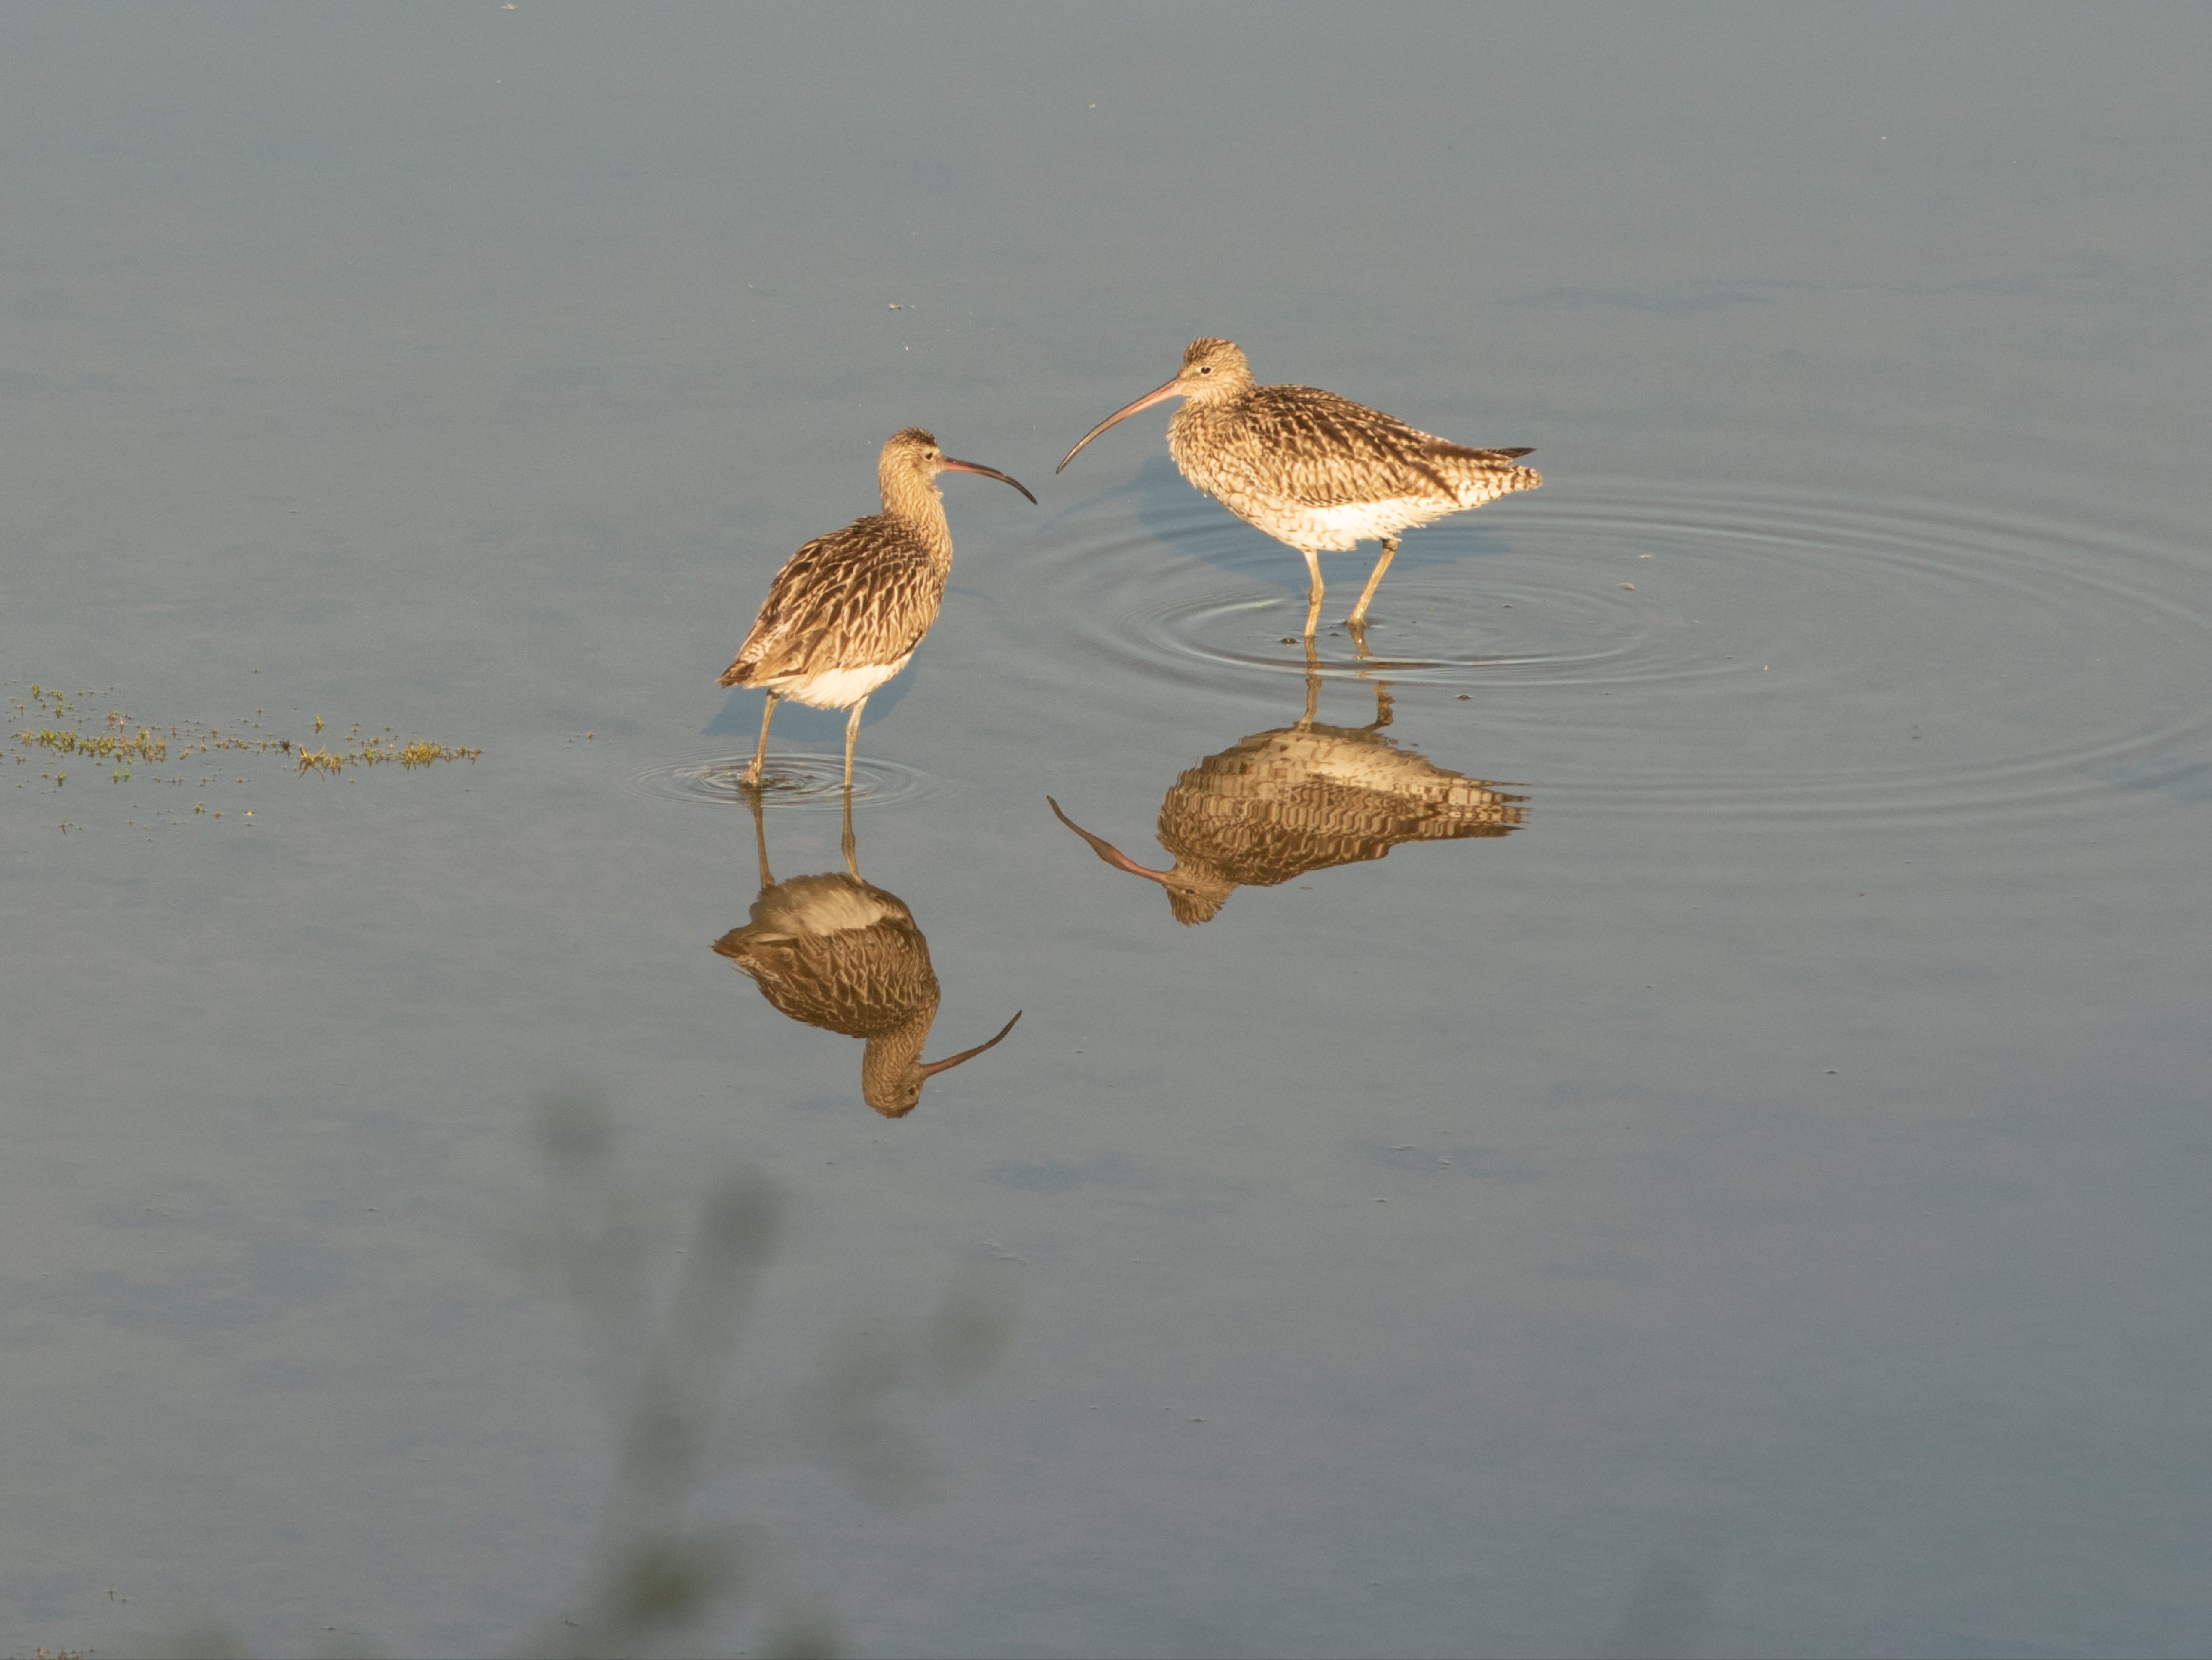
[1056,338,1253,474]
[863,1009,1025,1118]
[1173,337,1254,401]
[879,428,1036,507]
[1046,797,1236,926]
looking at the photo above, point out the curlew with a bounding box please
[713,792,1021,1118]
[1048,668,1525,925]
[721,427,1034,790]
[1057,338,1539,638]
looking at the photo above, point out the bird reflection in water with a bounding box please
[1049,658,1526,925]
[714,794,1020,1117]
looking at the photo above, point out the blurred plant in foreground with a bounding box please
[508,1084,1015,1659]
[137,1085,1016,1659]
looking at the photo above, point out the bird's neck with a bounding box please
[861,1001,937,1114]
[1168,387,1246,444]
[879,470,954,565]
[1181,370,1255,410]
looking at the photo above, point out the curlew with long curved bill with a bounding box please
[721,427,1035,790]
[1057,338,1539,638]
[714,792,1021,1118]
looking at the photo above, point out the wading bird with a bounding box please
[714,792,1021,1118]
[721,428,1035,789]
[1057,338,1539,637]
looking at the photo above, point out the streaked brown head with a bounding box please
[1047,796,1236,926]
[1056,337,1254,474]
[864,1009,1024,1118]
[879,428,1036,510]
[1161,868,1234,926]
[1176,337,1253,400]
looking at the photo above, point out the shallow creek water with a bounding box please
[4,8,2211,1656]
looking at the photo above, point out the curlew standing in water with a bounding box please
[1057,338,1539,638]
[713,792,1021,1117]
[721,427,1035,790]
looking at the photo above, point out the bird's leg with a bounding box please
[1347,536,1398,628]
[1300,549,1325,639]
[1299,636,1322,728]
[1345,614,1371,656]
[841,697,869,793]
[840,784,859,879]
[741,692,780,787]
[749,786,773,891]
[1366,681,1396,732]
[1344,611,1391,728]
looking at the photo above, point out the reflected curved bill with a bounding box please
[1049,676,1526,926]
[713,795,1020,1118]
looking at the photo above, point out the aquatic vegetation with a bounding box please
[19,721,172,764]
[12,685,292,801]
[14,685,293,774]
[294,725,481,776]
[5,681,478,823]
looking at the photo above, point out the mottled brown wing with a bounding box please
[721,517,946,686]
[715,912,937,1038]
[1157,725,1526,884]
[1213,386,1458,507]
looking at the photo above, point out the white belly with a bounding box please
[770,652,913,710]
[747,874,907,940]
[1251,730,1512,806]
[778,883,899,936]
[1274,497,1458,552]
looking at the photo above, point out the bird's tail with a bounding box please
[1431,445,1540,505]
[1454,458,1541,506]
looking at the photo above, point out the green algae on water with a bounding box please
[295,723,481,776]
[7,680,480,827]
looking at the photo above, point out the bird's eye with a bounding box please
[1198,365,1213,375]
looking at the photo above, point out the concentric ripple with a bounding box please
[624,752,948,811]
[1025,478,2212,826]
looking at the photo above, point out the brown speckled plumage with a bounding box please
[714,799,1020,1116]
[720,427,1034,788]
[715,873,943,1115]
[1049,681,1525,925]
[1059,338,1539,635]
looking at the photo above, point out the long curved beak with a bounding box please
[916,1009,1023,1077]
[941,457,1037,504]
[1055,378,1184,474]
[1047,796,1176,885]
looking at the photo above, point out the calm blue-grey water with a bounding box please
[5,5,2210,1655]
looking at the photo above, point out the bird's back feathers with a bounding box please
[1169,382,1539,546]
[720,515,948,690]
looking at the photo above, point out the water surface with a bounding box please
[4,6,2210,1656]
